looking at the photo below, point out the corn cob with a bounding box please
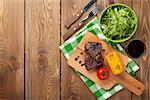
[105,52,124,75]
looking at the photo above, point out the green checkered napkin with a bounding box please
[59,17,139,100]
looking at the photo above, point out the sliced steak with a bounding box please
[85,42,102,62]
[85,42,104,70]
[85,54,101,70]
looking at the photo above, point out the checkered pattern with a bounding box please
[59,18,139,100]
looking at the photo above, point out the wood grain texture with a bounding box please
[108,1,132,100]
[131,0,150,100]
[25,0,60,99]
[0,0,149,99]
[61,0,95,99]
[61,0,150,100]
[96,0,150,100]
[0,0,24,100]
[96,0,132,100]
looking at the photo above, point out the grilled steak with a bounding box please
[85,42,104,70]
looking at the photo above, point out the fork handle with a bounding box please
[64,10,84,29]
[63,22,85,41]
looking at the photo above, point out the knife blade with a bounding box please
[65,0,97,29]
[83,0,97,11]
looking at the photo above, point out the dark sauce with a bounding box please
[126,40,146,58]
[102,49,105,52]
[75,58,78,61]
[79,61,82,64]
[81,64,85,66]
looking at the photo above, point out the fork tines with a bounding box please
[92,6,100,15]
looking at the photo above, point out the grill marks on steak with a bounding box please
[85,42,102,61]
[85,42,104,70]
[85,55,102,70]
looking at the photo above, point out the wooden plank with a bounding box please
[0,0,24,99]
[96,0,132,100]
[61,0,96,99]
[97,0,109,9]
[25,0,60,99]
[131,0,150,100]
[109,0,132,100]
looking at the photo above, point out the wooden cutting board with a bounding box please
[68,48,116,90]
[67,32,145,95]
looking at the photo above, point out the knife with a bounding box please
[63,6,100,41]
[65,0,97,29]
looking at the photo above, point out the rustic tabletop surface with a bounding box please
[0,0,149,100]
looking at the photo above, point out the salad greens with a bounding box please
[100,5,137,40]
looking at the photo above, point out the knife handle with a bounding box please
[63,22,85,41]
[65,10,84,29]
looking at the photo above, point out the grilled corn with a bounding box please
[105,52,124,75]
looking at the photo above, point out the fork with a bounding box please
[63,6,100,41]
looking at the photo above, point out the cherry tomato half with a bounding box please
[97,67,110,80]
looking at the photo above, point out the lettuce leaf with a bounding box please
[101,6,137,40]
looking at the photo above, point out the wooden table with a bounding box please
[0,0,149,100]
